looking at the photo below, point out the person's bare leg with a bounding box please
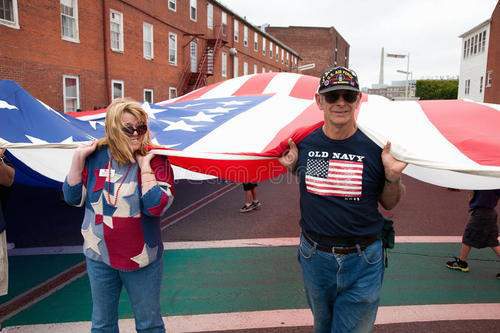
[251,188,257,202]
[244,190,253,205]
[491,245,500,256]
[459,244,472,261]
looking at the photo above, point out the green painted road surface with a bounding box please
[0,254,84,304]
[3,243,500,327]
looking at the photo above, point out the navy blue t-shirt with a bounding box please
[297,127,385,237]
[469,190,500,210]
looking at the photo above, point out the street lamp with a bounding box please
[397,70,413,99]
[387,52,410,99]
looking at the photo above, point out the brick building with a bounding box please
[0,0,299,112]
[484,1,500,103]
[265,26,349,77]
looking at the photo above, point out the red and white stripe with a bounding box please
[19,72,500,189]
[306,160,363,197]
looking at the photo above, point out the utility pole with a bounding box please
[405,53,410,99]
[379,47,384,86]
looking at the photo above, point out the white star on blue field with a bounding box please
[0,79,272,151]
[147,95,272,150]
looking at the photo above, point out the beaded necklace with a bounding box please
[106,159,133,207]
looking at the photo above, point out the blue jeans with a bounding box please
[86,257,165,333]
[298,234,384,333]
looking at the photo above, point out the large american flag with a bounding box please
[1,72,500,189]
[306,159,363,197]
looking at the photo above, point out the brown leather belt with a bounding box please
[302,232,377,255]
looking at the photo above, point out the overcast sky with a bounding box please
[218,0,498,88]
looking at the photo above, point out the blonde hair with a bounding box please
[97,98,151,164]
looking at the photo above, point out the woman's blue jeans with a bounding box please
[298,234,384,333]
[86,257,165,333]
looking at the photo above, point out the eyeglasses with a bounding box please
[322,90,359,104]
[121,123,148,136]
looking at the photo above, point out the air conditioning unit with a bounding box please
[229,48,238,56]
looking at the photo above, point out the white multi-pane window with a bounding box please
[60,0,79,42]
[169,87,177,99]
[275,45,279,62]
[281,49,284,64]
[190,40,197,72]
[221,11,227,36]
[253,64,257,74]
[262,67,265,73]
[294,56,297,65]
[286,52,289,65]
[144,89,153,104]
[0,0,19,28]
[143,22,153,60]
[481,31,486,52]
[221,52,227,78]
[479,76,484,93]
[63,75,80,113]
[262,37,266,55]
[269,41,273,58]
[207,3,213,29]
[112,80,124,100]
[464,79,470,95]
[243,62,248,75]
[168,0,176,12]
[234,19,239,42]
[110,10,123,52]
[486,70,493,87]
[169,32,177,65]
[190,0,197,21]
[254,32,258,51]
[233,56,239,78]
[243,26,248,47]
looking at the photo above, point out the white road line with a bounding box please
[9,236,480,255]
[164,236,469,249]
[160,183,239,230]
[4,304,500,332]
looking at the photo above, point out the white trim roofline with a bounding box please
[458,19,490,38]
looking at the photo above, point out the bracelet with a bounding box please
[385,177,400,184]
[141,171,154,175]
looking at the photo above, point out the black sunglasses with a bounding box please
[322,90,359,104]
[122,123,148,136]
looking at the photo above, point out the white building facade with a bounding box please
[458,20,490,102]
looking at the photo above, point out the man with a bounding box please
[446,190,500,279]
[0,148,15,296]
[279,66,407,332]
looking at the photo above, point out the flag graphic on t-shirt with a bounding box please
[305,158,363,197]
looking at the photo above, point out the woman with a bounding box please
[63,98,174,333]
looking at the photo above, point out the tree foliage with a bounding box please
[415,80,458,100]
